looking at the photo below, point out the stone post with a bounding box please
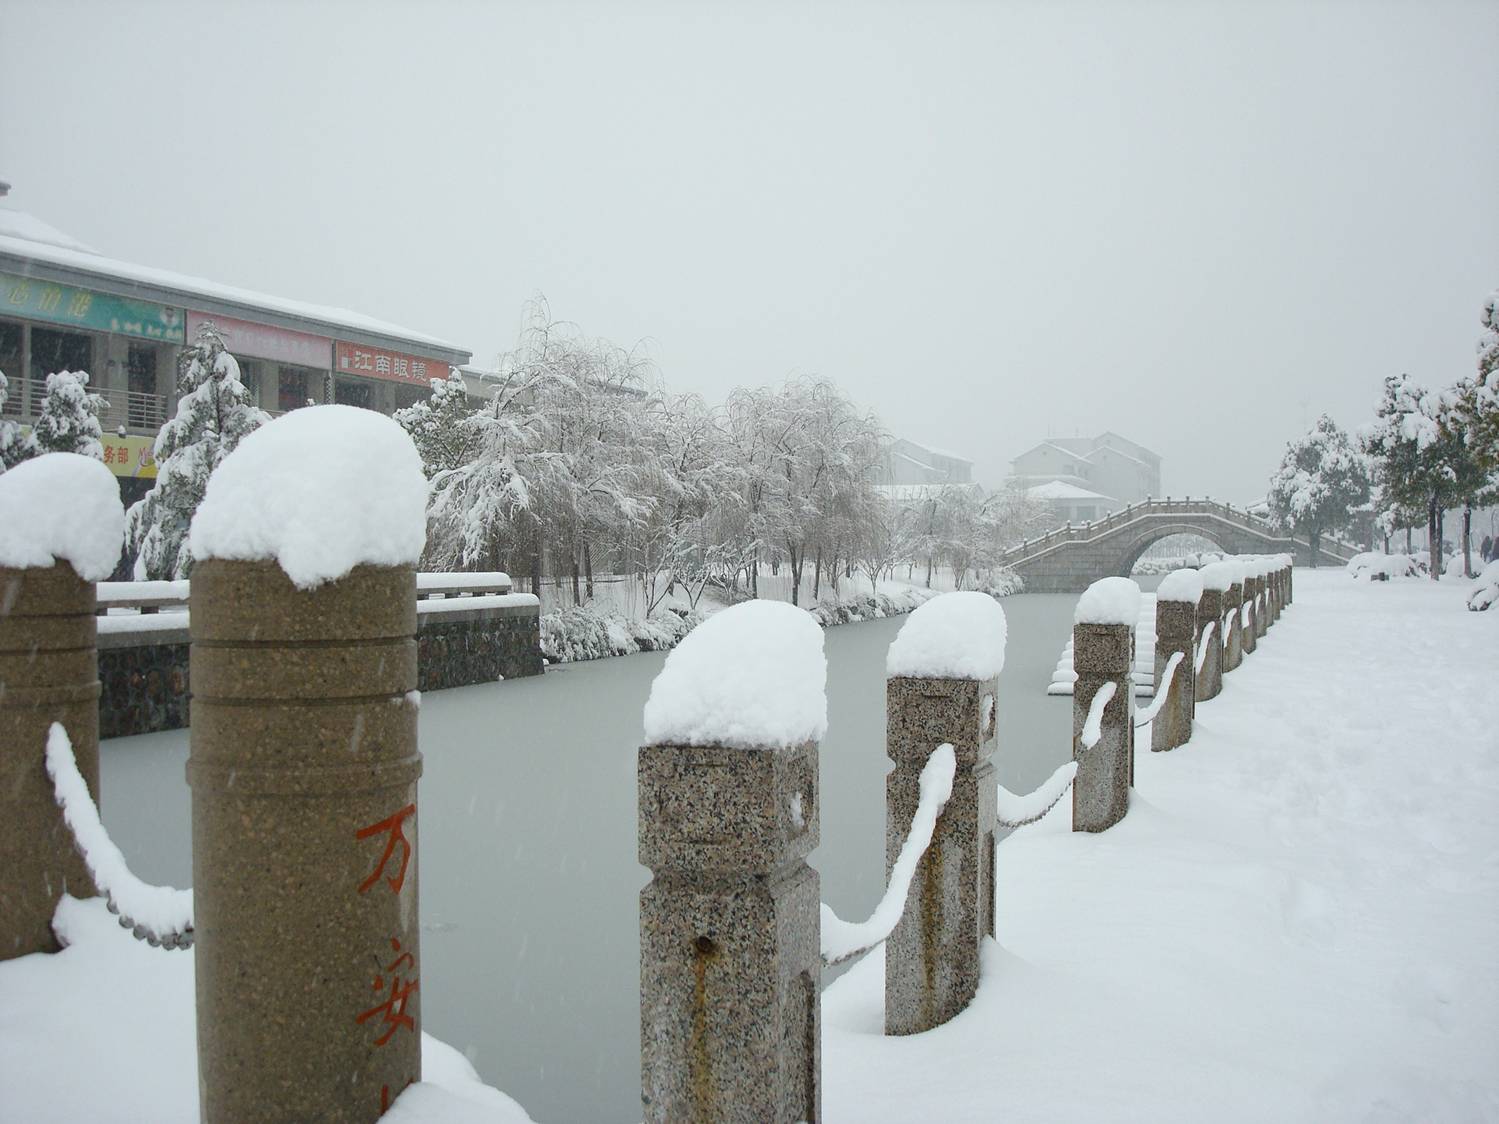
[1194,588,1225,702]
[189,560,422,1124]
[0,562,99,959]
[1151,595,1195,752]
[1072,620,1134,831]
[1254,570,1269,639]
[1286,563,1294,605]
[884,673,998,1034]
[1272,563,1285,622]
[1241,574,1259,654]
[1222,579,1244,672]
[639,738,820,1122]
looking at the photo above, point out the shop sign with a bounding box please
[99,433,158,479]
[186,311,331,369]
[335,341,447,388]
[1,271,184,343]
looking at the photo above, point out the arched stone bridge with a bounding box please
[1000,498,1358,593]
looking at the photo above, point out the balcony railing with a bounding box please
[1,375,169,434]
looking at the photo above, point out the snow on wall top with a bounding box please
[1156,568,1204,605]
[1198,560,1240,592]
[188,406,428,589]
[642,599,827,750]
[885,590,1007,680]
[0,453,124,580]
[1074,576,1141,626]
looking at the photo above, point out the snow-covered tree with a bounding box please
[32,369,106,459]
[124,322,268,579]
[394,368,477,478]
[1267,415,1370,565]
[1363,376,1469,580]
[0,369,39,471]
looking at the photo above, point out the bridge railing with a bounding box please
[1004,496,1358,564]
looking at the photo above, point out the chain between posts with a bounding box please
[44,723,194,950]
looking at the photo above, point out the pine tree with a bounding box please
[1266,415,1370,565]
[125,322,268,579]
[32,369,106,459]
[0,369,39,471]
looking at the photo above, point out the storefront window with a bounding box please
[30,326,93,383]
[334,378,373,410]
[278,366,309,412]
[393,383,429,412]
[0,321,21,415]
[239,359,262,401]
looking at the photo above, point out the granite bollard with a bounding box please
[1253,567,1269,640]
[1151,569,1199,752]
[882,591,1006,1035]
[0,562,100,958]
[1240,570,1259,655]
[0,454,123,960]
[185,406,432,1124]
[1072,578,1138,832]
[189,560,423,1123]
[1194,585,1225,702]
[1222,575,1244,673]
[639,600,824,1123]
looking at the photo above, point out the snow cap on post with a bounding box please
[1156,567,1204,605]
[643,599,827,750]
[1198,560,1236,592]
[0,452,124,580]
[1074,576,1141,626]
[188,405,428,589]
[885,590,1007,680]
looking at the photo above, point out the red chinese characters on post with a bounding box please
[356,803,416,895]
[357,937,419,1047]
[335,341,446,387]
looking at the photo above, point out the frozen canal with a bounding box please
[101,587,1121,1122]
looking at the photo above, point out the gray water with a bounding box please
[100,588,1111,1122]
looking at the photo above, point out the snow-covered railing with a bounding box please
[45,723,194,949]
[1133,651,1182,728]
[997,760,1078,828]
[1079,680,1117,749]
[821,744,955,967]
[1194,621,1216,676]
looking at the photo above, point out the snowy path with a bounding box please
[2,571,1493,1121]
[822,570,1499,1121]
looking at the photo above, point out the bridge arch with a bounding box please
[1115,525,1229,577]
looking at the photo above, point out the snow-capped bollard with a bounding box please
[1285,560,1294,606]
[1270,560,1285,621]
[1253,563,1269,640]
[1241,566,1259,655]
[1072,577,1139,832]
[0,455,122,959]
[1222,568,1245,673]
[1151,570,1199,752]
[638,600,826,1123]
[185,408,429,1124]
[883,592,1005,1035]
[1195,563,1232,703]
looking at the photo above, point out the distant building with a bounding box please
[1009,432,1162,512]
[881,437,973,487]
[1025,480,1117,524]
[0,184,470,504]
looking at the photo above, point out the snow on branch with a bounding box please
[45,723,194,949]
[820,744,955,966]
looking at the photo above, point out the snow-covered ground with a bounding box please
[824,569,1499,1120]
[3,569,1493,1121]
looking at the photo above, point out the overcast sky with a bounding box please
[4,0,1496,499]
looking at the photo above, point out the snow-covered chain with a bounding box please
[820,744,955,967]
[1133,651,1184,728]
[1079,681,1117,750]
[1194,621,1217,676]
[996,760,1078,829]
[44,723,194,949]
